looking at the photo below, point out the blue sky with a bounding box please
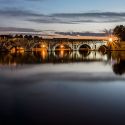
[0,0,125,33]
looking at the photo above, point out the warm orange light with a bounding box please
[60,45,64,48]
[10,48,16,53]
[60,50,64,58]
[41,50,46,59]
[109,38,113,42]
[41,44,45,48]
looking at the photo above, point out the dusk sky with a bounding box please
[0,0,125,33]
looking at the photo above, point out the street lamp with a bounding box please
[41,44,45,48]
[109,38,113,42]
[108,37,113,50]
[60,45,64,49]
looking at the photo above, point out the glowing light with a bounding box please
[41,50,46,60]
[109,38,113,42]
[60,50,64,58]
[41,44,45,48]
[10,48,16,53]
[60,45,64,48]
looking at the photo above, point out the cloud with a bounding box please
[1,7,125,25]
[28,12,125,24]
[52,12,125,17]
[0,8,44,17]
[0,27,41,32]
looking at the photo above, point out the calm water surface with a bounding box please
[0,51,125,125]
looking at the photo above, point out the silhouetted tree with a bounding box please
[34,36,40,42]
[24,35,33,40]
[15,34,19,38]
[14,34,23,38]
[18,35,23,38]
[103,29,112,37]
[113,25,125,41]
[28,35,33,40]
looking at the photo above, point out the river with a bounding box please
[0,50,125,125]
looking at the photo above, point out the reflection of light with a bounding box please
[60,50,64,58]
[12,62,17,67]
[19,47,25,53]
[11,47,25,53]
[41,50,46,60]
[10,48,16,53]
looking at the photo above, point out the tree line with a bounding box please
[0,34,42,41]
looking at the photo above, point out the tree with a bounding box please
[34,36,40,43]
[18,35,23,38]
[113,25,125,41]
[103,28,120,50]
[24,35,33,40]
[28,35,33,40]
[103,28,112,37]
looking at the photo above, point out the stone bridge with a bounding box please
[0,37,110,52]
[32,38,109,52]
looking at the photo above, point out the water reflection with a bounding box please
[79,50,91,57]
[0,51,125,75]
[0,51,108,64]
[111,51,125,75]
[0,51,125,125]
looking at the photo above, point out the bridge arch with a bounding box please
[98,45,109,53]
[31,42,49,51]
[78,44,91,51]
[52,43,72,51]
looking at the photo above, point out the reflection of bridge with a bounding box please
[0,37,110,52]
[0,51,109,65]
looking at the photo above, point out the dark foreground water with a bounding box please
[0,51,125,125]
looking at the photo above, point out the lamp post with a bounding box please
[108,37,113,50]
